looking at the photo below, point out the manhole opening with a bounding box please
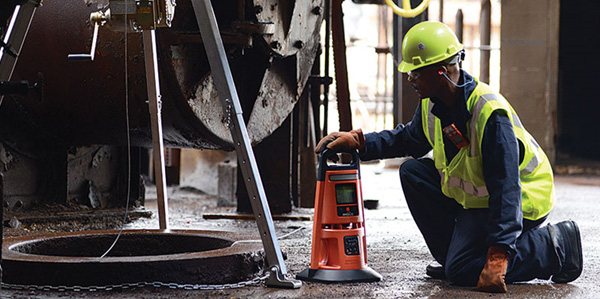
[10,234,234,257]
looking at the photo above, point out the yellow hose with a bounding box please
[384,0,430,18]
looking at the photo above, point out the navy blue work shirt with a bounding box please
[359,70,523,254]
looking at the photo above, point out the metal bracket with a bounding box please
[190,0,301,289]
[266,265,302,289]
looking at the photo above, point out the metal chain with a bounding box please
[0,273,268,292]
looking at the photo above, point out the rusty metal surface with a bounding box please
[0,0,323,210]
[331,0,352,132]
[2,229,265,285]
[0,142,140,210]
[2,0,323,150]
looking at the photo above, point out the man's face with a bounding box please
[407,64,442,99]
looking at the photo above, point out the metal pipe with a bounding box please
[332,0,353,132]
[455,9,463,43]
[392,13,401,126]
[376,5,387,130]
[439,0,444,22]
[479,0,491,83]
[323,0,331,137]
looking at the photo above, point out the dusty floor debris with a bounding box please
[1,163,599,298]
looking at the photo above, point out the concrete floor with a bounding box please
[2,162,599,298]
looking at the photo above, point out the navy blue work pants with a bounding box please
[399,158,561,285]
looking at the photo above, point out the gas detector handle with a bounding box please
[318,148,360,177]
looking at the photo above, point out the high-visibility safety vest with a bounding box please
[420,80,554,221]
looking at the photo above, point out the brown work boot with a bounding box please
[477,246,509,293]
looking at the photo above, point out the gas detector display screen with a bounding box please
[335,183,357,205]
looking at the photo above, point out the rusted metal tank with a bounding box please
[0,0,323,210]
[1,0,323,150]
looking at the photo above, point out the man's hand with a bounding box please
[315,129,365,153]
[477,246,509,293]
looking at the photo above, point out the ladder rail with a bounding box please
[190,0,300,288]
[142,29,169,230]
[0,1,40,105]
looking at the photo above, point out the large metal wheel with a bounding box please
[2,0,323,150]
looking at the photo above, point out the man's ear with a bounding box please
[437,66,447,76]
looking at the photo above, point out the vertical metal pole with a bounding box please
[142,30,169,230]
[376,6,386,130]
[191,0,300,288]
[0,2,39,106]
[439,0,444,23]
[480,0,491,83]
[323,0,331,136]
[392,13,402,127]
[310,48,322,141]
[331,0,352,132]
[455,9,464,43]
[291,97,299,208]
[382,6,389,129]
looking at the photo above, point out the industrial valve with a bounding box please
[383,0,430,18]
[351,0,430,18]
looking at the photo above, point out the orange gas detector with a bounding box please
[296,149,381,283]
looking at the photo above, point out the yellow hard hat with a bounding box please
[398,21,463,73]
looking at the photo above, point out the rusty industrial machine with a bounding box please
[0,0,323,211]
[0,0,328,289]
[0,0,436,290]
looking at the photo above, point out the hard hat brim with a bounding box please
[397,61,416,73]
[398,46,464,73]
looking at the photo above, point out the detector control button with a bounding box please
[344,236,360,255]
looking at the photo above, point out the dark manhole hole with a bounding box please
[11,233,233,257]
[2,229,265,286]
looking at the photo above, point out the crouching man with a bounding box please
[316,21,583,293]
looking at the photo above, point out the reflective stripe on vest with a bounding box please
[420,80,554,220]
[468,93,541,175]
[469,93,523,155]
[522,137,540,175]
[426,102,436,145]
[438,169,489,197]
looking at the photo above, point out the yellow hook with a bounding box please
[384,0,430,18]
